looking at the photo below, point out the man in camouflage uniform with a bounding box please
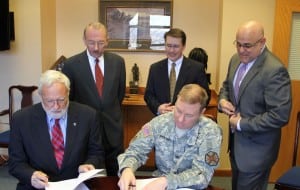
[118,84,222,190]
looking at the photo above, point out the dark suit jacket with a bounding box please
[144,57,210,115]
[62,51,126,148]
[219,47,292,172]
[9,102,104,190]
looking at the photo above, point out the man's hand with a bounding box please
[230,113,241,131]
[31,171,48,189]
[78,164,95,173]
[158,103,174,114]
[118,168,136,190]
[219,99,235,116]
[143,177,168,190]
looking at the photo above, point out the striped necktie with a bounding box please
[51,119,64,169]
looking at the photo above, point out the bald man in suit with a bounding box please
[218,20,291,190]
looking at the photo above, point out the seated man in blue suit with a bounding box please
[9,70,105,189]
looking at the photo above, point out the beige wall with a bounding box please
[0,0,276,170]
[56,0,221,89]
[0,0,42,91]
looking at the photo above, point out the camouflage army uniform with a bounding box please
[118,112,222,190]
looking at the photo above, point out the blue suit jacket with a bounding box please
[9,102,104,190]
[219,47,292,172]
[144,57,210,115]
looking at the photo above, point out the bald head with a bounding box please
[236,20,264,41]
[235,20,266,64]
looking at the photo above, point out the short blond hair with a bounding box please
[177,84,208,110]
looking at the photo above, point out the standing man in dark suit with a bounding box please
[9,70,104,190]
[144,28,210,115]
[218,20,292,190]
[62,22,126,176]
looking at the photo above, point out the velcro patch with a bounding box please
[141,124,152,137]
[205,151,219,166]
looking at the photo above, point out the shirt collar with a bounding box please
[168,55,184,67]
[86,50,104,64]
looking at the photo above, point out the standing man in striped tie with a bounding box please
[9,70,105,189]
[218,20,291,190]
[62,22,126,176]
[144,28,210,116]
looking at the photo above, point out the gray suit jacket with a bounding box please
[62,51,126,148]
[219,47,292,172]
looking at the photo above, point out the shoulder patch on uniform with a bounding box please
[141,124,152,137]
[205,151,219,166]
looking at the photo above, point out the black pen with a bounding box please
[129,184,136,188]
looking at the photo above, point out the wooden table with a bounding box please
[85,176,224,190]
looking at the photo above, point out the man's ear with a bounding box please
[200,107,206,114]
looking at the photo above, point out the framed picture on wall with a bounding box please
[99,0,173,52]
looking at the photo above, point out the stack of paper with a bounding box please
[46,169,104,190]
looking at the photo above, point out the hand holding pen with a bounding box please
[118,167,136,190]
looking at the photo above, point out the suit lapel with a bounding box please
[174,57,190,99]
[63,103,79,168]
[102,53,114,100]
[237,48,267,103]
[79,52,102,101]
[228,57,242,105]
[159,60,171,101]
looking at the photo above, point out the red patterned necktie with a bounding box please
[51,119,64,169]
[95,58,104,96]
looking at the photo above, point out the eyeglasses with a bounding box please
[86,40,106,47]
[43,97,66,107]
[233,38,263,49]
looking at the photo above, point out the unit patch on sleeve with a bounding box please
[205,151,219,166]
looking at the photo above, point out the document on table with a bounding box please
[45,169,105,190]
[135,178,193,190]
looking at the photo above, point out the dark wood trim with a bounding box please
[214,169,232,177]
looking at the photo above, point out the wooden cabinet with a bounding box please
[122,90,218,169]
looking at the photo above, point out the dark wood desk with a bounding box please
[85,176,224,190]
[121,90,218,169]
[86,176,119,190]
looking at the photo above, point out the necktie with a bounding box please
[95,58,104,97]
[169,63,176,102]
[51,119,64,169]
[234,63,247,100]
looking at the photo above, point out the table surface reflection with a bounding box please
[85,176,224,190]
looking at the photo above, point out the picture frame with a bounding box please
[99,0,173,52]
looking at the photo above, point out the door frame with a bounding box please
[270,0,300,182]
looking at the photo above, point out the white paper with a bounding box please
[135,178,157,189]
[135,178,193,190]
[46,169,104,190]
